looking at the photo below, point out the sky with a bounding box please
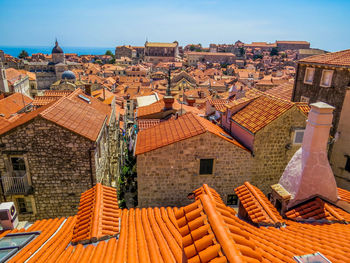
[0,0,349,52]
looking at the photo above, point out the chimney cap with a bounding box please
[310,101,335,111]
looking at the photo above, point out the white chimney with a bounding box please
[279,102,338,209]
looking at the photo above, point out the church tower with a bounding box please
[52,40,65,64]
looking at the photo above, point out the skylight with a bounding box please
[0,232,40,263]
[78,94,91,104]
[294,252,332,263]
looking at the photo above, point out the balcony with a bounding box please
[1,173,31,195]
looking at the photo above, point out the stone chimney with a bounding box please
[279,102,338,209]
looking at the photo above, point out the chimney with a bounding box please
[187,97,195,107]
[163,96,174,111]
[278,102,338,209]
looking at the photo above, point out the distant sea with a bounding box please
[0,46,115,57]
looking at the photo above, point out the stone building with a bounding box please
[23,41,82,90]
[292,49,350,189]
[0,66,31,97]
[135,112,252,207]
[144,41,179,63]
[50,70,86,91]
[186,52,236,67]
[0,88,118,221]
[276,41,310,51]
[222,92,309,192]
[115,45,134,59]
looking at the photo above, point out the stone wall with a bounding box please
[292,64,350,136]
[250,107,307,193]
[0,118,96,221]
[137,132,252,207]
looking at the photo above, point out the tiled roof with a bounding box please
[44,90,73,97]
[40,96,107,141]
[0,93,32,118]
[32,96,61,106]
[207,99,231,112]
[137,99,165,118]
[135,112,247,155]
[4,183,350,262]
[175,189,262,263]
[299,49,350,67]
[72,183,120,244]
[295,102,311,116]
[146,42,178,48]
[5,216,76,263]
[338,187,350,203]
[235,182,285,226]
[285,197,350,222]
[264,82,294,101]
[137,119,160,131]
[231,94,294,134]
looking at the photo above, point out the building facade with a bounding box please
[186,52,236,66]
[292,49,350,189]
[144,41,179,63]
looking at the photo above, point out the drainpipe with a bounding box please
[89,146,96,188]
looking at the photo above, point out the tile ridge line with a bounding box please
[199,194,244,263]
[244,182,280,224]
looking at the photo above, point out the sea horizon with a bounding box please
[0,45,115,57]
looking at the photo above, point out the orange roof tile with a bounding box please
[295,102,311,116]
[136,99,165,118]
[72,183,120,244]
[208,99,232,112]
[40,96,107,141]
[135,112,247,155]
[285,197,350,222]
[43,90,73,97]
[32,96,61,106]
[338,187,350,203]
[137,119,160,131]
[264,82,294,101]
[231,94,294,133]
[235,182,285,226]
[0,93,32,118]
[299,49,350,67]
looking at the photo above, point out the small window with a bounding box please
[320,70,333,87]
[227,194,238,206]
[11,158,26,171]
[16,198,33,214]
[293,129,305,144]
[300,96,309,103]
[199,159,214,175]
[304,67,315,84]
[345,156,350,173]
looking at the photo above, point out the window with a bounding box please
[227,194,238,206]
[293,129,305,144]
[345,156,350,173]
[0,232,40,262]
[16,198,33,214]
[303,67,315,84]
[11,158,25,171]
[320,70,333,87]
[199,159,214,174]
[300,96,309,103]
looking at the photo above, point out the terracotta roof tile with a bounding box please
[0,93,32,118]
[299,49,350,67]
[285,197,350,222]
[231,94,294,133]
[137,119,160,131]
[32,96,61,106]
[295,102,311,116]
[264,82,294,101]
[338,187,350,203]
[235,182,285,226]
[137,99,165,118]
[43,90,73,97]
[135,112,247,155]
[72,183,120,244]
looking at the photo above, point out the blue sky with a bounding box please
[0,0,349,51]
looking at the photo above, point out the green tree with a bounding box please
[105,50,114,57]
[18,50,28,59]
[253,54,263,60]
[270,47,279,56]
[189,45,196,51]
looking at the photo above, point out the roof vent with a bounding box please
[293,252,331,263]
[78,94,91,104]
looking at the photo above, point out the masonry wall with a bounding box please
[0,118,95,221]
[137,132,252,207]
[250,107,307,193]
[292,64,350,136]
